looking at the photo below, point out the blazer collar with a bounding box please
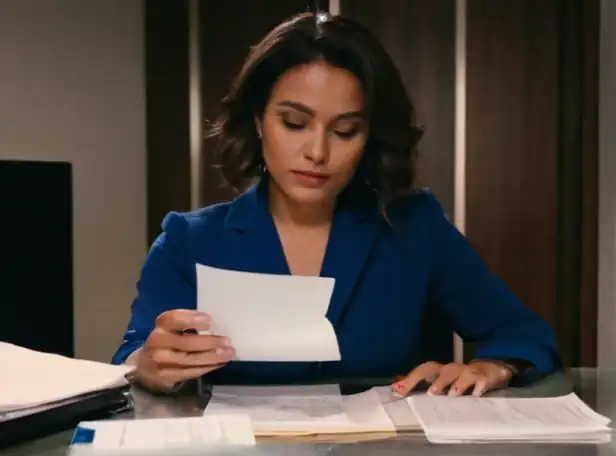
[224,179,265,232]
[223,177,382,327]
[224,177,376,232]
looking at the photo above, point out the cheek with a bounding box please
[261,124,297,169]
[330,139,366,175]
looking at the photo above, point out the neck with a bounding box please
[268,181,334,227]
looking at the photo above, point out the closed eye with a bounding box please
[334,128,360,139]
[282,119,306,131]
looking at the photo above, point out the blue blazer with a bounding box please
[112,180,560,383]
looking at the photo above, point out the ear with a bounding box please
[254,116,263,139]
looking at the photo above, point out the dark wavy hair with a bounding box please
[207,12,423,217]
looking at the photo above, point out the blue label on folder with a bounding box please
[71,426,96,445]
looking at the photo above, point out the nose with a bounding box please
[303,128,329,165]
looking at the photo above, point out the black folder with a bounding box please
[0,385,132,449]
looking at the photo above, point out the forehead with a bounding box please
[269,60,364,113]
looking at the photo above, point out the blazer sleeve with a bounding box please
[111,212,196,364]
[424,194,561,375]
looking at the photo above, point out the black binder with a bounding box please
[0,385,132,449]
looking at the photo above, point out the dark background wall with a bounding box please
[464,0,598,367]
[199,0,310,206]
[341,0,456,217]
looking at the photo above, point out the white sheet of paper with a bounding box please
[71,416,255,453]
[0,342,133,413]
[196,264,340,361]
[371,385,421,431]
[205,384,396,435]
[407,392,612,444]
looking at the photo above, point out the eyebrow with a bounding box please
[276,100,364,121]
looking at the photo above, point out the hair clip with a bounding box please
[315,11,330,25]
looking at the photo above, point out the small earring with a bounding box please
[257,129,262,139]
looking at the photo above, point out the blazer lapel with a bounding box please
[320,205,381,327]
[224,180,290,275]
[224,179,382,327]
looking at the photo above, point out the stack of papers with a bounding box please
[196,264,341,362]
[406,393,612,444]
[204,384,405,436]
[0,342,133,421]
[68,416,256,454]
[373,386,422,432]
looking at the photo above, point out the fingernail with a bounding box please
[194,314,210,325]
[216,347,235,358]
[448,387,460,397]
[429,386,439,395]
[392,382,404,393]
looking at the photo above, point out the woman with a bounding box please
[112,12,560,395]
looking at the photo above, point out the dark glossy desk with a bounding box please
[3,369,615,455]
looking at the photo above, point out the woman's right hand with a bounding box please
[130,309,235,392]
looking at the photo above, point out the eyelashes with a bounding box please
[335,128,360,139]
[281,119,361,140]
[282,119,304,131]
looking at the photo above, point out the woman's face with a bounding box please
[257,60,368,206]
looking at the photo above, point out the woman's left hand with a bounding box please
[392,361,514,397]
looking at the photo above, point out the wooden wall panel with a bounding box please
[145,0,310,240]
[579,0,599,368]
[199,0,310,206]
[145,0,191,244]
[466,0,599,367]
[466,0,560,330]
[332,0,457,216]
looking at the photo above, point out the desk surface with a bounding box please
[3,368,615,455]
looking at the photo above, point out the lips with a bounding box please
[291,170,330,187]
[293,170,328,179]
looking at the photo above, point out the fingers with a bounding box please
[135,310,233,393]
[156,310,211,332]
[429,364,490,396]
[148,327,228,353]
[148,345,235,367]
[428,363,465,395]
[393,361,442,396]
[394,362,492,398]
[469,361,513,393]
[137,339,233,392]
[448,367,487,396]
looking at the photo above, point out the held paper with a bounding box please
[196,264,340,361]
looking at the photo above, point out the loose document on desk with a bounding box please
[406,393,612,444]
[205,384,419,435]
[68,416,256,454]
[196,264,341,361]
[0,342,132,418]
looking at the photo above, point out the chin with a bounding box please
[286,186,335,205]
